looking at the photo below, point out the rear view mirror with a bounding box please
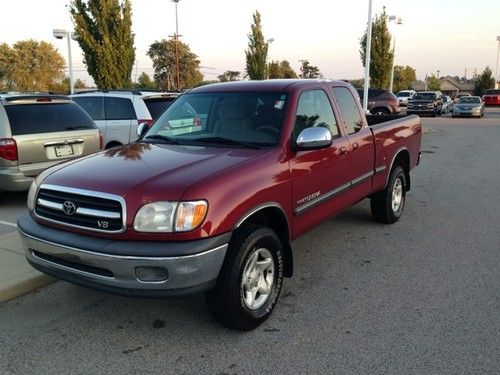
[137,123,149,139]
[294,127,332,151]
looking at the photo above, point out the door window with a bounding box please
[105,97,136,120]
[293,90,339,139]
[332,87,363,135]
[72,96,105,120]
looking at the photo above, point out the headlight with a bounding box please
[427,103,434,108]
[134,200,207,233]
[27,180,39,211]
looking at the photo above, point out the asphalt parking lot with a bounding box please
[1,108,499,374]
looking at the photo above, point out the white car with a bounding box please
[71,90,179,148]
[396,90,416,106]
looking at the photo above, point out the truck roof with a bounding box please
[188,79,350,93]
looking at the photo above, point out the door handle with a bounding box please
[352,142,359,150]
[339,146,347,155]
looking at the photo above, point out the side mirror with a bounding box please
[136,123,149,139]
[294,127,332,151]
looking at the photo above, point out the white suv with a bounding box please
[396,90,416,106]
[71,90,178,148]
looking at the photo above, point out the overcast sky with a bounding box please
[2,0,499,85]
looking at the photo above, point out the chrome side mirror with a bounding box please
[294,126,332,151]
[136,123,149,139]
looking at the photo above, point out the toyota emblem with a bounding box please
[62,201,77,216]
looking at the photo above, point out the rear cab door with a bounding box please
[331,85,375,200]
[289,85,351,237]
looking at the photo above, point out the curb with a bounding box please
[0,273,56,304]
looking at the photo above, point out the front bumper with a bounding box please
[18,213,229,296]
[407,108,435,115]
[452,108,481,117]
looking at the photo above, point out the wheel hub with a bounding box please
[241,248,274,310]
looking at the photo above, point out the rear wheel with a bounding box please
[206,225,284,331]
[370,165,407,224]
[372,108,390,116]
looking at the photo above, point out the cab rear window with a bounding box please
[5,103,96,135]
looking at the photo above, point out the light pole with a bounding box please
[362,0,373,112]
[388,15,402,93]
[495,36,500,89]
[171,0,181,91]
[53,29,77,94]
[266,38,274,79]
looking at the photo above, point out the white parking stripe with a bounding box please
[0,220,17,228]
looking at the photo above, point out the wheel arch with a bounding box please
[235,203,293,277]
[386,148,411,191]
[105,141,122,149]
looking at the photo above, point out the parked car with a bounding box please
[454,92,471,103]
[19,80,422,330]
[0,95,102,192]
[482,89,500,106]
[441,95,454,114]
[356,88,401,115]
[71,90,179,149]
[452,96,485,118]
[407,91,443,116]
[396,90,416,106]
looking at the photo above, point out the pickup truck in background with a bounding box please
[407,91,443,116]
[18,80,422,330]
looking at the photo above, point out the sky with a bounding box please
[2,0,500,85]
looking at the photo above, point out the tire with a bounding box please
[206,225,284,331]
[431,110,436,117]
[370,165,407,224]
[372,108,390,116]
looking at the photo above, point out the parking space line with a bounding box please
[0,220,17,228]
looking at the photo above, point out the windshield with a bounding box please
[412,93,436,100]
[458,97,480,104]
[145,92,288,148]
[397,92,411,97]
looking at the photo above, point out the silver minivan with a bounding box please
[0,95,102,192]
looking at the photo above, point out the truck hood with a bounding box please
[42,142,269,200]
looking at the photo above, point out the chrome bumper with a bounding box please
[19,227,227,296]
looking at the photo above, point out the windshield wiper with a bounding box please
[192,136,260,149]
[144,134,182,144]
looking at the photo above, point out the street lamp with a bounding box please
[171,0,181,91]
[388,15,402,93]
[362,0,373,112]
[267,38,274,79]
[53,29,77,94]
[495,36,500,89]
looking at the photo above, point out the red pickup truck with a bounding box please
[18,80,422,330]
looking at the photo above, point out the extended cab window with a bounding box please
[72,96,105,120]
[293,90,339,139]
[105,97,136,120]
[332,87,363,134]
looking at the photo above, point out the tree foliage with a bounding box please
[427,75,441,91]
[147,39,203,90]
[245,11,268,80]
[50,77,87,94]
[218,71,241,82]
[393,65,417,92]
[0,40,65,91]
[134,72,156,90]
[360,8,393,89]
[474,66,495,95]
[269,60,298,79]
[299,60,321,79]
[70,0,135,89]
[348,79,365,88]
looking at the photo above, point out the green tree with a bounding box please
[147,39,203,90]
[360,8,393,89]
[299,60,321,79]
[427,74,441,91]
[348,78,364,88]
[393,65,417,92]
[70,0,135,89]
[474,66,495,95]
[269,60,298,79]
[50,76,87,94]
[0,40,65,91]
[135,72,156,90]
[245,11,269,80]
[218,71,241,82]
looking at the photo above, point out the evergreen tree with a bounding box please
[474,67,495,95]
[299,60,321,79]
[360,8,393,89]
[245,11,268,80]
[71,0,135,89]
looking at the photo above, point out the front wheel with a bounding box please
[206,225,284,331]
[370,165,407,224]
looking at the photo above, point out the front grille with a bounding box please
[35,186,124,232]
